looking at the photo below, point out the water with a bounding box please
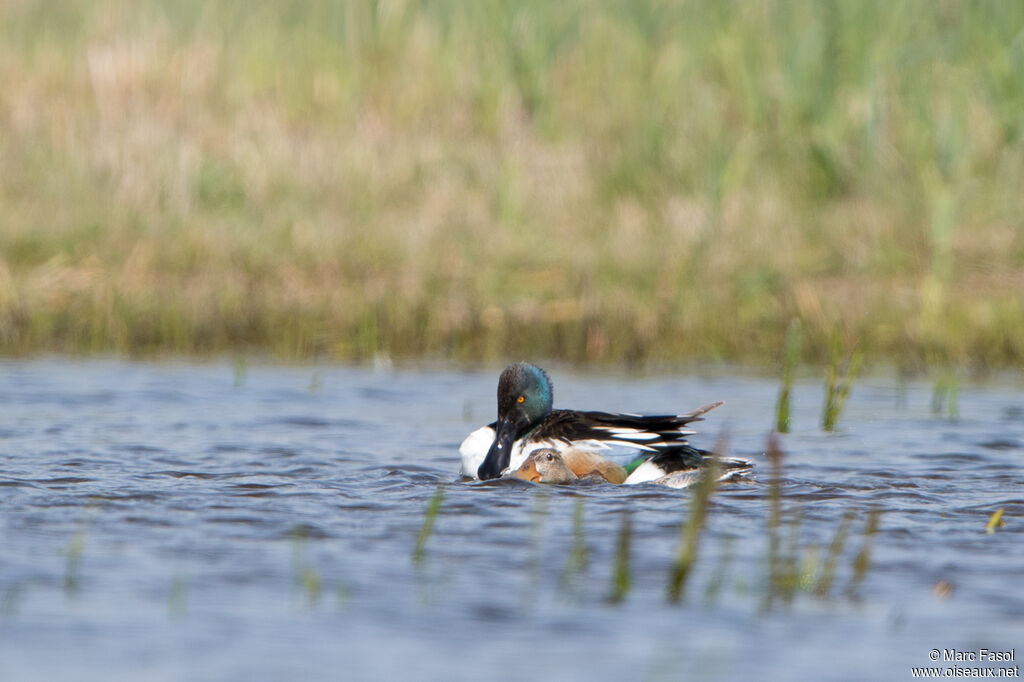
[1,359,1022,681]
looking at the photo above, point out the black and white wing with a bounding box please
[529,402,723,451]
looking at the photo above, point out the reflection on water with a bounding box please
[0,359,1022,681]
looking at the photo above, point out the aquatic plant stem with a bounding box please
[667,444,722,603]
[813,510,855,597]
[775,319,802,433]
[823,335,863,431]
[412,485,445,565]
[763,434,784,610]
[609,510,633,604]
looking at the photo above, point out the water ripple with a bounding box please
[1,361,1022,682]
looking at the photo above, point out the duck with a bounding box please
[511,445,753,487]
[459,362,735,481]
[511,446,629,484]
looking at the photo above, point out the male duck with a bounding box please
[511,445,753,488]
[460,362,735,481]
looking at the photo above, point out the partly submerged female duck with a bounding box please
[512,446,630,484]
[460,362,733,481]
[511,445,752,487]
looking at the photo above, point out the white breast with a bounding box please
[459,426,496,478]
[459,428,568,480]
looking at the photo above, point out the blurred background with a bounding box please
[1,0,1022,368]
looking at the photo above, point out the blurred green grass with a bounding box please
[1,0,1022,367]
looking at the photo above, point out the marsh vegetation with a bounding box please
[1,1,1022,367]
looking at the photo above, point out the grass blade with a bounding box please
[846,508,882,597]
[763,433,784,610]
[667,441,723,603]
[560,497,589,596]
[412,485,445,565]
[608,510,632,604]
[823,334,863,432]
[775,318,802,433]
[986,507,1005,534]
[813,509,855,597]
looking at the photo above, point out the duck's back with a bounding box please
[559,447,628,484]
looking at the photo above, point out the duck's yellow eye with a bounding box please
[517,395,525,404]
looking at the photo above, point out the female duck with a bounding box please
[512,445,752,488]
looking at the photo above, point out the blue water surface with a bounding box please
[1,359,1022,681]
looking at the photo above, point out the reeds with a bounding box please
[986,508,1006,535]
[63,503,99,595]
[608,510,633,604]
[413,437,881,610]
[692,435,885,610]
[411,485,445,566]
[822,335,863,432]
[1,1,1023,367]
[667,446,721,603]
[702,536,733,605]
[559,497,589,595]
[762,439,882,607]
[289,525,351,608]
[931,372,960,419]
[653,434,881,610]
[522,486,551,606]
[764,434,785,608]
[813,510,855,597]
[63,525,87,595]
[775,319,802,433]
[846,509,881,597]
[291,526,323,605]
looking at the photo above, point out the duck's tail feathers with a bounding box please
[625,444,753,477]
[577,401,725,448]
